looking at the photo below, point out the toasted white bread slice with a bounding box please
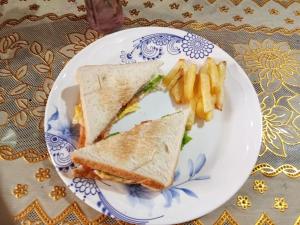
[77,61,163,145]
[71,111,189,190]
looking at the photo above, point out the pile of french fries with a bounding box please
[163,58,226,130]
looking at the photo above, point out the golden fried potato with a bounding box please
[201,59,209,73]
[166,68,183,90]
[178,75,187,103]
[170,78,182,103]
[184,63,197,101]
[163,59,185,87]
[204,111,213,121]
[216,61,226,110]
[200,71,214,113]
[195,96,205,119]
[186,98,197,129]
[194,74,202,99]
[207,57,220,94]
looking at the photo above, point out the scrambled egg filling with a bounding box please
[73,103,84,125]
[73,101,140,126]
[117,102,140,120]
[94,170,134,184]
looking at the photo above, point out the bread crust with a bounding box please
[72,154,165,190]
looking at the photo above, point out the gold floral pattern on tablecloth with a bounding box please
[14,200,205,225]
[0,35,55,129]
[0,33,27,60]
[0,33,58,161]
[269,8,280,15]
[35,168,50,182]
[274,197,288,212]
[236,195,251,209]
[244,7,254,14]
[252,163,300,177]
[255,213,275,225]
[214,210,239,225]
[12,184,28,198]
[234,39,300,93]
[0,31,59,162]
[234,39,300,158]
[219,6,230,13]
[295,216,300,225]
[17,199,300,225]
[59,29,102,58]
[253,180,268,193]
[258,93,299,157]
[0,146,49,162]
[233,15,243,22]
[49,186,66,201]
[14,200,108,225]
[169,3,180,10]
[193,4,204,12]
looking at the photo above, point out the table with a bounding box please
[0,1,300,224]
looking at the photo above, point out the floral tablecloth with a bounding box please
[0,1,300,225]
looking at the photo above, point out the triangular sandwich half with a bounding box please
[71,111,189,190]
[75,61,163,146]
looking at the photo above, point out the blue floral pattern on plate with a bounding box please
[120,32,214,63]
[69,177,163,224]
[125,153,209,208]
[126,184,156,208]
[71,177,98,198]
[182,33,214,59]
[45,109,77,172]
[161,153,209,207]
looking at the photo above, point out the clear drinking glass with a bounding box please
[85,0,124,34]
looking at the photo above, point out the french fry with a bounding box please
[186,98,197,129]
[184,63,197,101]
[178,75,187,103]
[186,111,195,130]
[201,59,209,74]
[166,68,183,90]
[218,61,227,79]
[195,96,205,119]
[170,79,182,103]
[194,74,201,99]
[204,111,213,121]
[200,70,214,113]
[191,97,197,112]
[163,59,185,87]
[207,57,220,94]
[211,94,217,106]
[216,61,226,110]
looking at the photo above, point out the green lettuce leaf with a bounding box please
[142,75,163,94]
[106,132,120,138]
[181,131,192,150]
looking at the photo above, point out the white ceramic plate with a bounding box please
[44,27,262,225]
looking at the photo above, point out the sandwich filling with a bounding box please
[73,165,135,183]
